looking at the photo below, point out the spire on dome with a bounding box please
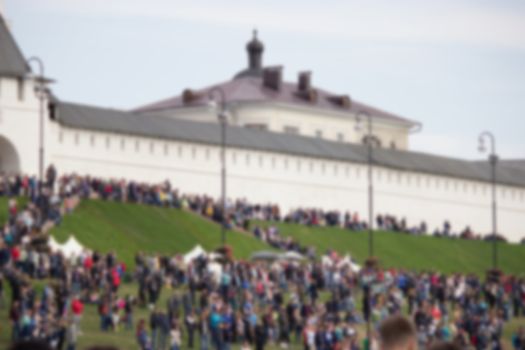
[233,29,265,79]
[246,28,263,70]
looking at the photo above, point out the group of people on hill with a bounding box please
[0,169,138,349]
[1,169,525,350]
[48,172,511,242]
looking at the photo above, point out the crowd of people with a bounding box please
[1,169,525,350]
[47,173,506,243]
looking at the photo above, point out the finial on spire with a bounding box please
[253,28,258,39]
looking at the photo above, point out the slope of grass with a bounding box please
[254,221,525,276]
[51,200,272,267]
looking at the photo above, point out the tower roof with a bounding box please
[0,15,30,77]
[234,29,265,79]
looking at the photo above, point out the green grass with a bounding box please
[253,221,525,276]
[50,200,273,267]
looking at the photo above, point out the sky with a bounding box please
[4,0,525,160]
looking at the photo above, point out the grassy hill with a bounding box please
[254,221,525,276]
[2,196,524,275]
[50,199,272,267]
[1,197,524,348]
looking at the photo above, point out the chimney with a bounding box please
[263,66,283,91]
[327,95,351,109]
[182,89,200,104]
[298,71,311,92]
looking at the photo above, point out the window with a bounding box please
[120,138,126,151]
[356,167,361,178]
[321,163,326,174]
[390,141,397,149]
[90,134,96,147]
[345,166,350,177]
[74,133,79,145]
[165,143,170,156]
[333,164,338,176]
[205,148,210,160]
[245,123,268,131]
[272,157,276,169]
[337,133,344,142]
[135,140,140,152]
[258,155,263,167]
[106,136,111,149]
[17,78,24,101]
[284,158,289,170]
[191,147,196,159]
[297,160,302,171]
[58,131,63,143]
[283,126,299,134]
[177,145,183,157]
[232,152,237,164]
[245,153,250,165]
[315,130,323,139]
[150,142,155,154]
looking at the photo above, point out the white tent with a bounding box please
[48,236,62,252]
[62,236,85,258]
[48,235,86,258]
[183,245,207,264]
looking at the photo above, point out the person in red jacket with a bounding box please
[71,296,84,332]
[10,246,20,262]
[112,268,121,293]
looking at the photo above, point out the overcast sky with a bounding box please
[4,0,525,160]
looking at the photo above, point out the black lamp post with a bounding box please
[355,111,377,258]
[478,131,498,270]
[355,110,380,349]
[208,87,229,245]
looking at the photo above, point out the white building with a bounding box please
[0,16,524,241]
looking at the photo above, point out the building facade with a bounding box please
[1,16,524,241]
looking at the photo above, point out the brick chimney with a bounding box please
[328,95,351,109]
[263,66,283,91]
[298,71,311,92]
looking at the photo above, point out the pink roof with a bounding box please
[133,76,416,125]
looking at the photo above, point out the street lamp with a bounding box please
[478,131,498,270]
[355,111,377,258]
[355,110,379,350]
[27,56,46,188]
[208,87,229,246]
